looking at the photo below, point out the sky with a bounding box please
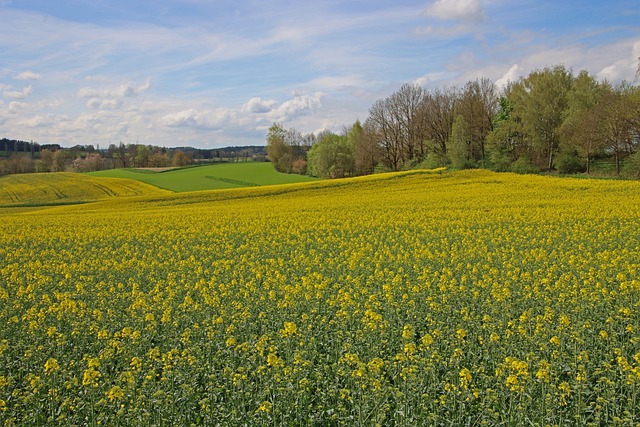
[1,0,639,149]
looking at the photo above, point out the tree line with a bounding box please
[268,65,640,179]
[0,142,267,176]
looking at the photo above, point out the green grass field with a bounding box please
[88,162,317,192]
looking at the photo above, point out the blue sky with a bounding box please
[1,0,639,148]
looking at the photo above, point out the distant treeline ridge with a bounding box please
[0,141,267,175]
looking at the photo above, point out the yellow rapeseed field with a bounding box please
[1,169,639,426]
[0,172,169,207]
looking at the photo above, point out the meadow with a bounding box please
[89,162,317,192]
[1,169,639,426]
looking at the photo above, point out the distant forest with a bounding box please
[0,140,267,175]
[267,65,640,180]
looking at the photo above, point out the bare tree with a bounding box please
[456,78,498,162]
[420,87,458,156]
[365,99,403,171]
[389,83,427,162]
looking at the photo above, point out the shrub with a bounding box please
[556,150,586,175]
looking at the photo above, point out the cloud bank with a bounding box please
[0,1,637,148]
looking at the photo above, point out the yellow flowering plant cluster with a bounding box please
[1,169,639,425]
[0,172,168,207]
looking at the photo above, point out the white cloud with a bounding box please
[17,114,57,128]
[413,71,458,87]
[423,0,485,23]
[495,64,522,88]
[79,80,152,100]
[159,108,235,131]
[78,80,152,110]
[269,92,324,122]
[8,101,26,113]
[117,81,152,98]
[3,85,32,99]
[15,70,42,81]
[241,97,277,113]
[86,98,124,109]
[159,92,325,134]
[598,40,640,82]
[159,109,200,128]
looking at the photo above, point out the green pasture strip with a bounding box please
[89,162,317,192]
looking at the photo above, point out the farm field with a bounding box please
[0,172,169,207]
[1,169,640,425]
[89,162,317,192]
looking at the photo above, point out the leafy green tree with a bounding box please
[559,71,604,174]
[136,145,150,168]
[448,115,473,169]
[486,92,528,171]
[555,148,585,174]
[514,65,573,170]
[307,131,355,178]
[623,149,640,179]
[592,82,640,175]
[266,123,293,173]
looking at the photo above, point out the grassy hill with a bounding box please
[88,162,317,192]
[0,172,169,207]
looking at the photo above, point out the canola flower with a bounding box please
[0,172,168,206]
[0,169,639,425]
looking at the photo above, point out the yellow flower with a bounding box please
[420,334,433,347]
[257,401,272,413]
[557,381,571,406]
[505,374,522,392]
[106,385,124,402]
[130,357,142,371]
[536,361,550,382]
[459,368,472,389]
[44,358,60,375]
[281,321,297,337]
[82,368,101,387]
[367,358,384,375]
[87,357,100,369]
[402,324,413,340]
[267,353,282,368]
